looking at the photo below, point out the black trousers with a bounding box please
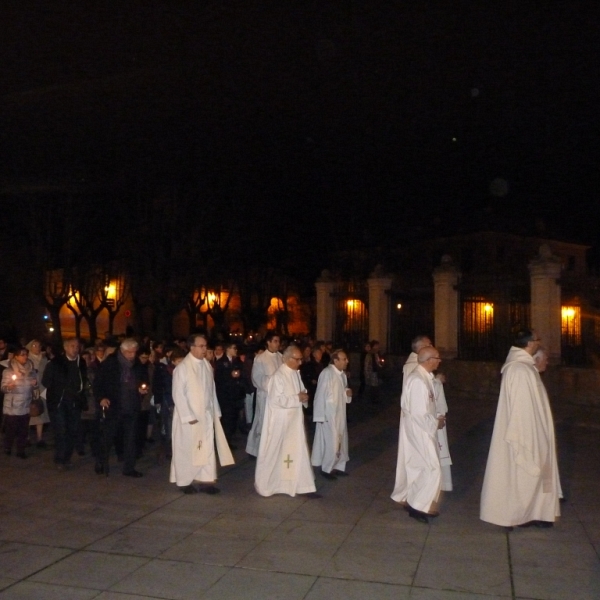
[3,414,29,453]
[49,401,82,465]
[100,412,139,474]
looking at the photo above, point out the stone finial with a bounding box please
[538,244,552,259]
[317,269,332,282]
[370,264,385,278]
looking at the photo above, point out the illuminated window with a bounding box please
[267,297,285,329]
[561,305,581,345]
[463,299,494,333]
[344,299,366,332]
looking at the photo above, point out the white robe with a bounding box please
[480,347,562,527]
[246,350,283,456]
[391,365,441,512]
[311,365,351,473]
[404,354,452,491]
[169,353,233,486]
[255,364,316,497]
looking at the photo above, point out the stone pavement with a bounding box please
[1,373,600,600]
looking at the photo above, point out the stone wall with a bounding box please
[366,354,600,407]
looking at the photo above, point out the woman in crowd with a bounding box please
[1,346,38,458]
[27,339,50,447]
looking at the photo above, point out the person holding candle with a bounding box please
[1,346,38,458]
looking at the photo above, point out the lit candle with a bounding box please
[11,374,17,381]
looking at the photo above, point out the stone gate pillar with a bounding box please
[529,245,562,362]
[315,270,336,342]
[433,255,460,359]
[367,266,393,353]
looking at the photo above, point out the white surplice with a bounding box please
[311,364,351,474]
[246,350,283,456]
[404,353,452,491]
[170,353,234,487]
[480,347,562,527]
[255,363,316,497]
[391,365,441,513]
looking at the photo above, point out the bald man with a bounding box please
[391,346,446,524]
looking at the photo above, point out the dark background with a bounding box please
[1,1,599,291]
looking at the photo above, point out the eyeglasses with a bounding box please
[192,344,207,348]
[428,356,441,361]
[291,356,303,361]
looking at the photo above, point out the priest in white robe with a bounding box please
[481,330,562,528]
[403,335,452,491]
[392,346,445,523]
[255,345,318,498]
[311,350,352,479]
[246,333,282,457]
[402,335,431,393]
[170,334,234,494]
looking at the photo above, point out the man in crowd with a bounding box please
[403,334,452,491]
[402,335,432,392]
[364,339,383,403]
[94,338,148,477]
[480,330,562,529]
[392,346,445,523]
[170,334,233,494]
[246,332,282,458]
[311,349,352,480]
[43,337,88,470]
[255,345,318,498]
[214,343,245,448]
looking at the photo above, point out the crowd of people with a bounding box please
[1,328,563,530]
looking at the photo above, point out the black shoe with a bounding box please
[4,450,11,456]
[305,492,323,499]
[36,440,47,449]
[16,452,28,459]
[518,521,534,528]
[533,520,554,529]
[198,485,220,495]
[123,470,143,478]
[94,462,104,475]
[408,507,429,524]
[180,484,198,494]
[321,471,337,480]
[333,470,349,477]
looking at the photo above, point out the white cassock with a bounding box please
[311,364,351,473]
[246,350,283,456]
[391,365,441,513]
[255,364,316,497]
[480,347,562,527]
[170,353,234,486]
[404,353,452,491]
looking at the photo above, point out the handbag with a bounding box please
[30,398,45,418]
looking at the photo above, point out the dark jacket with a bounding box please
[214,356,245,404]
[42,354,88,411]
[93,353,147,416]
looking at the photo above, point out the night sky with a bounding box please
[1,1,599,262]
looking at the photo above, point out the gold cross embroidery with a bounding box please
[284,454,293,469]
[197,440,203,450]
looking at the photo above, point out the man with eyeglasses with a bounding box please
[392,346,446,523]
[403,334,452,492]
[255,345,319,498]
[481,329,562,529]
[169,334,234,494]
